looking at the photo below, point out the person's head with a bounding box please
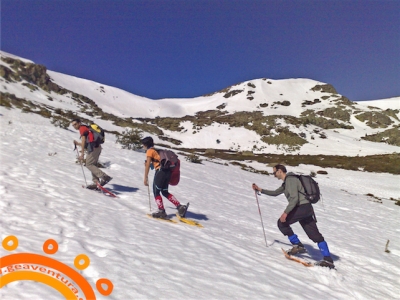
[141,136,154,149]
[71,118,81,130]
[273,164,287,180]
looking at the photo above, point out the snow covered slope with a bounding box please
[0,105,399,299]
[1,50,399,156]
[357,97,400,115]
[1,51,399,299]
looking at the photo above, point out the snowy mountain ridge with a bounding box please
[1,50,399,157]
[0,50,399,299]
[0,101,399,300]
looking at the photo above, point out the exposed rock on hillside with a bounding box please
[311,84,337,94]
[1,52,399,156]
[355,111,393,128]
[362,126,400,146]
[300,110,354,129]
[0,56,164,137]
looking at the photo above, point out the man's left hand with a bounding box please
[280,212,287,223]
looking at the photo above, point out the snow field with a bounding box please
[1,107,399,299]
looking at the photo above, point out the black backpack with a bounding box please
[287,174,320,204]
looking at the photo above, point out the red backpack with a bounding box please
[169,159,180,186]
[157,149,180,186]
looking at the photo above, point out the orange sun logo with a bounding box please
[1,235,113,299]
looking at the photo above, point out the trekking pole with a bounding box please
[74,144,88,187]
[254,190,268,247]
[147,185,151,212]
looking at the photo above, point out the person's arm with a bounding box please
[144,156,152,186]
[74,127,88,160]
[74,136,86,160]
[252,183,284,196]
[261,185,284,196]
[80,136,86,155]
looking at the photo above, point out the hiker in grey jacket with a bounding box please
[252,164,335,268]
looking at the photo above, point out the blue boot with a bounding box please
[317,241,335,268]
[318,241,331,257]
[288,234,301,245]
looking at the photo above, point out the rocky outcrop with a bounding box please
[224,89,243,98]
[319,107,351,122]
[311,84,337,94]
[1,54,399,155]
[355,112,393,128]
[0,56,165,138]
[301,110,354,129]
[362,126,400,146]
[1,56,60,93]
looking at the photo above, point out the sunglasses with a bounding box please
[273,170,278,176]
[72,122,79,126]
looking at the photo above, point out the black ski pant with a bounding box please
[153,169,171,197]
[277,203,324,243]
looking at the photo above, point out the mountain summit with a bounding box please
[1,50,399,156]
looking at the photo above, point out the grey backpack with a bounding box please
[156,149,179,170]
[288,175,321,204]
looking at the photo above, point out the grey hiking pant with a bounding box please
[85,146,106,183]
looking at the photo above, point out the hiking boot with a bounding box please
[100,175,112,186]
[86,183,99,190]
[177,204,188,218]
[287,243,307,255]
[315,256,335,269]
[152,209,167,219]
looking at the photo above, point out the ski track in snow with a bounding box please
[1,107,400,299]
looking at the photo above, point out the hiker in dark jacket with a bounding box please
[72,119,112,189]
[252,164,334,268]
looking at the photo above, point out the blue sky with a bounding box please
[1,0,399,101]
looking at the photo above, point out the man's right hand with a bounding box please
[252,183,261,192]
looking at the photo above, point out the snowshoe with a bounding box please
[177,203,189,218]
[86,183,99,190]
[286,243,307,255]
[315,257,335,269]
[152,209,168,219]
[100,175,113,186]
